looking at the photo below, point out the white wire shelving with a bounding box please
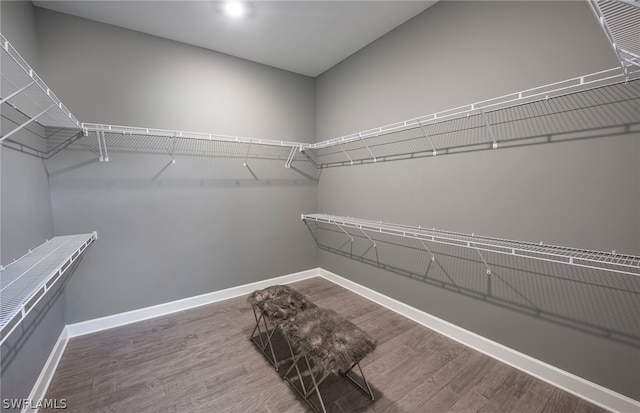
[3,28,638,168]
[0,33,82,143]
[76,66,640,168]
[309,69,638,152]
[0,233,97,345]
[303,68,640,167]
[2,0,640,165]
[590,0,640,74]
[302,214,640,278]
[80,123,306,168]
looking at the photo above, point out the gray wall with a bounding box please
[1,1,61,410]
[36,8,318,323]
[1,0,55,264]
[315,0,640,400]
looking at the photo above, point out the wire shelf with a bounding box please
[81,123,305,149]
[302,214,640,278]
[74,68,640,168]
[0,233,97,344]
[3,1,640,166]
[590,0,640,72]
[0,33,81,142]
[4,23,635,168]
[304,73,640,167]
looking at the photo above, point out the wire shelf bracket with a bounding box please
[418,121,437,156]
[479,107,498,149]
[301,214,640,278]
[285,145,300,168]
[0,232,97,345]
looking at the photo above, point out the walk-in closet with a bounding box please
[1,1,639,412]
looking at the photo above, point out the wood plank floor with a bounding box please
[43,277,608,412]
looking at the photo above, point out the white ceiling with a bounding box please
[32,1,438,77]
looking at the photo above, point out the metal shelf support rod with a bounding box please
[337,225,354,243]
[339,144,354,165]
[96,129,104,162]
[170,135,176,164]
[285,145,298,168]
[475,247,492,275]
[418,121,437,156]
[358,227,378,261]
[418,239,436,262]
[101,129,109,162]
[479,107,498,149]
[243,143,252,167]
[0,81,35,105]
[359,227,377,248]
[359,134,377,162]
[1,104,55,142]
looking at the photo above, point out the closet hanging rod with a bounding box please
[302,214,640,277]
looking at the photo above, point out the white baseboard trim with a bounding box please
[66,268,318,338]
[316,268,640,413]
[24,327,70,413]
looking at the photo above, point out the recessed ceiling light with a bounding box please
[225,1,246,18]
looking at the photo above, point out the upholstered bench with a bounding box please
[247,285,316,370]
[280,307,376,413]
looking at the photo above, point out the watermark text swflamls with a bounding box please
[2,398,67,409]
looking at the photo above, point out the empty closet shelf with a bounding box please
[0,232,97,344]
[302,213,640,277]
[0,33,81,142]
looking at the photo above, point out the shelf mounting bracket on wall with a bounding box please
[336,223,354,251]
[170,134,177,164]
[479,107,498,149]
[285,145,298,168]
[418,121,437,156]
[418,238,436,262]
[472,242,492,276]
[96,126,109,162]
[358,133,377,162]
[358,227,378,261]
[339,144,354,166]
[96,129,104,161]
[243,143,252,167]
